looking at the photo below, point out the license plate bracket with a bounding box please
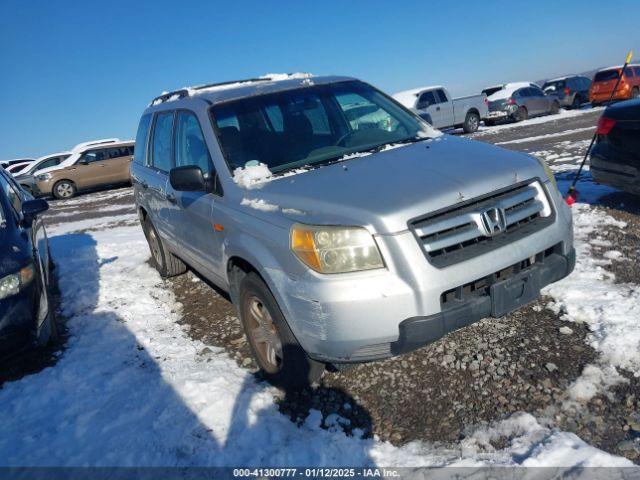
[490,268,540,317]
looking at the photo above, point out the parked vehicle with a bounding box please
[132,75,574,389]
[393,86,488,133]
[0,167,56,359]
[1,158,35,169]
[6,161,34,176]
[590,65,640,106]
[485,82,560,125]
[482,82,538,98]
[34,141,134,199]
[542,75,591,109]
[590,99,640,195]
[14,152,71,195]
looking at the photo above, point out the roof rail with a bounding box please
[149,77,278,106]
[149,88,191,106]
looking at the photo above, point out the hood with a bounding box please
[237,135,545,234]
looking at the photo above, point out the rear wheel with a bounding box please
[484,119,496,127]
[52,180,76,200]
[142,217,186,277]
[513,106,528,122]
[572,95,582,109]
[239,272,324,390]
[632,87,639,99]
[462,112,480,133]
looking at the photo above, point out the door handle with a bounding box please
[166,194,177,204]
[436,106,441,111]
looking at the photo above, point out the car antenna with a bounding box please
[565,50,633,206]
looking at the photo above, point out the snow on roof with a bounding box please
[487,82,536,101]
[597,64,640,71]
[36,151,71,161]
[392,86,443,108]
[71,138,120,152]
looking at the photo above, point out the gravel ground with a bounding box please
[7,107,640,461]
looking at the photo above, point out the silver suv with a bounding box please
[132,75,574,389]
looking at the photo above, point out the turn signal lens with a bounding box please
[290,224,384,274]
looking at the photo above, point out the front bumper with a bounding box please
[391,249,575,356]
[591,153,640,195]
[279,186,574,364]
[0,284,38,359]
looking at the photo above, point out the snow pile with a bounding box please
[232,163,273,189]
[261,72,313,81]
[543,203,640,400]
[461,413,631,467]
[241,198,279,212]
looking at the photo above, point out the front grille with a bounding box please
[410,181,554,268]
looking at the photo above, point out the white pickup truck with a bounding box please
[393,86,489,133]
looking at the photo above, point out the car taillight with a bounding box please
[596,117,616,135]
[564,87,571,95]
[507,98,516,105]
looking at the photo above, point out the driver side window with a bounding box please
[417,91,436,109]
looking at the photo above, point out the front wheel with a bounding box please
[52,180,76,200]
[462,112,480,133]
[239,272,324,390]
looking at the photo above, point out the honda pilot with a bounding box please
[131,75,575,389]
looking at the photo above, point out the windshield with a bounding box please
[210,80,435,174]
[482,86,503,97]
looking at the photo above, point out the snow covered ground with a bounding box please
[0,208,632,468]
[1,110,639,468]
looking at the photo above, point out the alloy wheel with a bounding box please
[56,183,74,198]
[245,295,283,373]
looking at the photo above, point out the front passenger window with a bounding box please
[174,111,212,176]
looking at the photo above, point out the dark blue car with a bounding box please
[0,167,57,358]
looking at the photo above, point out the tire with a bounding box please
[52,180,76,200]
[550,101,560,115]
[142,217,186,278]
[632,87,639,99]
[462,112,480,133]
[571,95,581,109]
[484,119,496,127]
[513,106,528,122]
[238,272,324,390]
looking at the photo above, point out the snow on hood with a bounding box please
[235,136,543,233]
[392,86,442,109]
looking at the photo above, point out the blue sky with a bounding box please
[1,0,638,159]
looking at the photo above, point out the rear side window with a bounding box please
[151,112,174,172]
[133,114,152,165]
[594,69,619,82]
[35,157,61,172]
[174,111,213,176]
[80,148,108,163]
[624,67,634,78]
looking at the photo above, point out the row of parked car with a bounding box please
[1,138,134,200]
[392,64,640,132]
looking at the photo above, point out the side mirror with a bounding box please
[22,198,49,225]
[78,159,89,165]
[169,166,207,192]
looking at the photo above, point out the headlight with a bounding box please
[534,156,558,192]
[36,173,52,181]
[290,224,384,274]
[0,264,35,301]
